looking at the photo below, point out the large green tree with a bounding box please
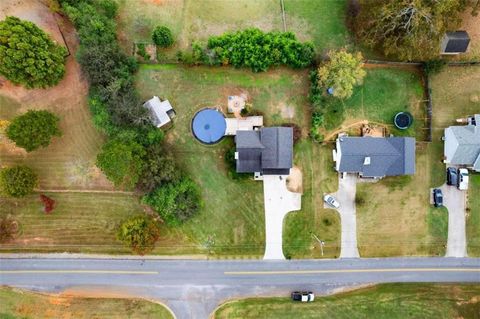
[96,137,146,188]
[317,49,366,99]
[0,165,38,198]
[354,0,469,60]
[143,177,201,226]
[137,144,180,192]
[0,16,67,88]
[117,215,160,254]
[6,110,62,152]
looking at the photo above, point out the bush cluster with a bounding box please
[152,25,174,48]
[0,165,38,198]
[206,28,314,72]
[6,110,62,152]
[60,0,200,226]
[117,215,160,254]
[0,16,67,88]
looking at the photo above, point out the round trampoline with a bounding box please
[394,112,413,130]
[191,108,226,144]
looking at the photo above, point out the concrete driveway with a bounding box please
[433,184,468,257]
[263,174,301,260]
[327,174,360,258]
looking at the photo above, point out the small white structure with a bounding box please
[225,116,263,135]
[143,96,176,128]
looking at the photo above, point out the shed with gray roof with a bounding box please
[143,96,176,128]
[334,136,416,178]
[235,127,293,175]
[441,31,470,54]
[444,114,480,172]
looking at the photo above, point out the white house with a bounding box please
[143,96,176,128]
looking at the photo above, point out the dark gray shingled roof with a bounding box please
[337,137,415,177]
[442,31,470,53]
[235,127,293,175]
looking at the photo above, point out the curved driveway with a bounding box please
[1,256,479,318]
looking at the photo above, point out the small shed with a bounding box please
[440,31,470,54]
[143,96,176,128]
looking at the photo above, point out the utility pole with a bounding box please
[311,234,325,256]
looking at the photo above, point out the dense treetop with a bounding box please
[0,16,67,88]
[0,165,38,198]
[6,110,62,152]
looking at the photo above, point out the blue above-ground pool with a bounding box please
[192,108,226,144]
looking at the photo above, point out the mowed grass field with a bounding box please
[283,0,350,51]
[116,0,349,58]
[0,287,173,319]
[429,66,480,256]
[136,64,340,258]
[213,284,480,319]
[116,0,282,58]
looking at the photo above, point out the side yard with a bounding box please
[213,284,480,319]
[429,66,480,256]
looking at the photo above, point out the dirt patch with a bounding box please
[459,9,480,59]
[280,103,295,119]
[286,166,303,193]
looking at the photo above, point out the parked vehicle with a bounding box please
[323,194,340,208]
[291,291,315,302]
[433,188,443,207]
[457,168,469,190]
[446,167,458,186]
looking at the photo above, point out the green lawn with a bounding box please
[356,146,447,257]
[0,287,173,319]
[320,67,426,140]
[467,174,480,256]
[283,0,350,52]
[213,284,480,319]
[135,64,340,258]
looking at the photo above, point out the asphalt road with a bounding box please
[1,256,479,318]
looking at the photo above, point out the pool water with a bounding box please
[192,108,226,144]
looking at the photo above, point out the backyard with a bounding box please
[0,287,173,319]
[213,284,480,319]
[429,66,480,256]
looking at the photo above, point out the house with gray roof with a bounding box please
[235,127,293,176]
[334,136,416,178]
[444,114,480,172]
[143,96,176,128]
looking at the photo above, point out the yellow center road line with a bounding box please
[0,270,158,275]
[225,268,480,276]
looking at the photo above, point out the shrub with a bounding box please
[207,28,314,72]
[6,110,61,152]
[424,60,447,75]
[136,43,150,60]
[137,144,180,193]
[117,215,160,254]
[96,137,146,188]
[40,194,56,214]
[0,215,19,243]
[0,166,38,198]
[152,25,174,47]
[143,176,201,226]
[0,16,67,88]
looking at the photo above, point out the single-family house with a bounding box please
[143,96,176,128]
[444,114,480,172]
[235,127,293,176]
[333,136,416,178]
[440,31,470,55]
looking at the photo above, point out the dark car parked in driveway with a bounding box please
[433,188,443,207]
[447,167,458,186]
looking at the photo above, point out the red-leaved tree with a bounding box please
[40,194,55,213]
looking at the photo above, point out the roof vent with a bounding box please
[364,157,371,165]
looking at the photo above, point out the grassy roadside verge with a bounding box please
[467,174,480,256]
[213,284,480,319]
[0,287,173,319]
